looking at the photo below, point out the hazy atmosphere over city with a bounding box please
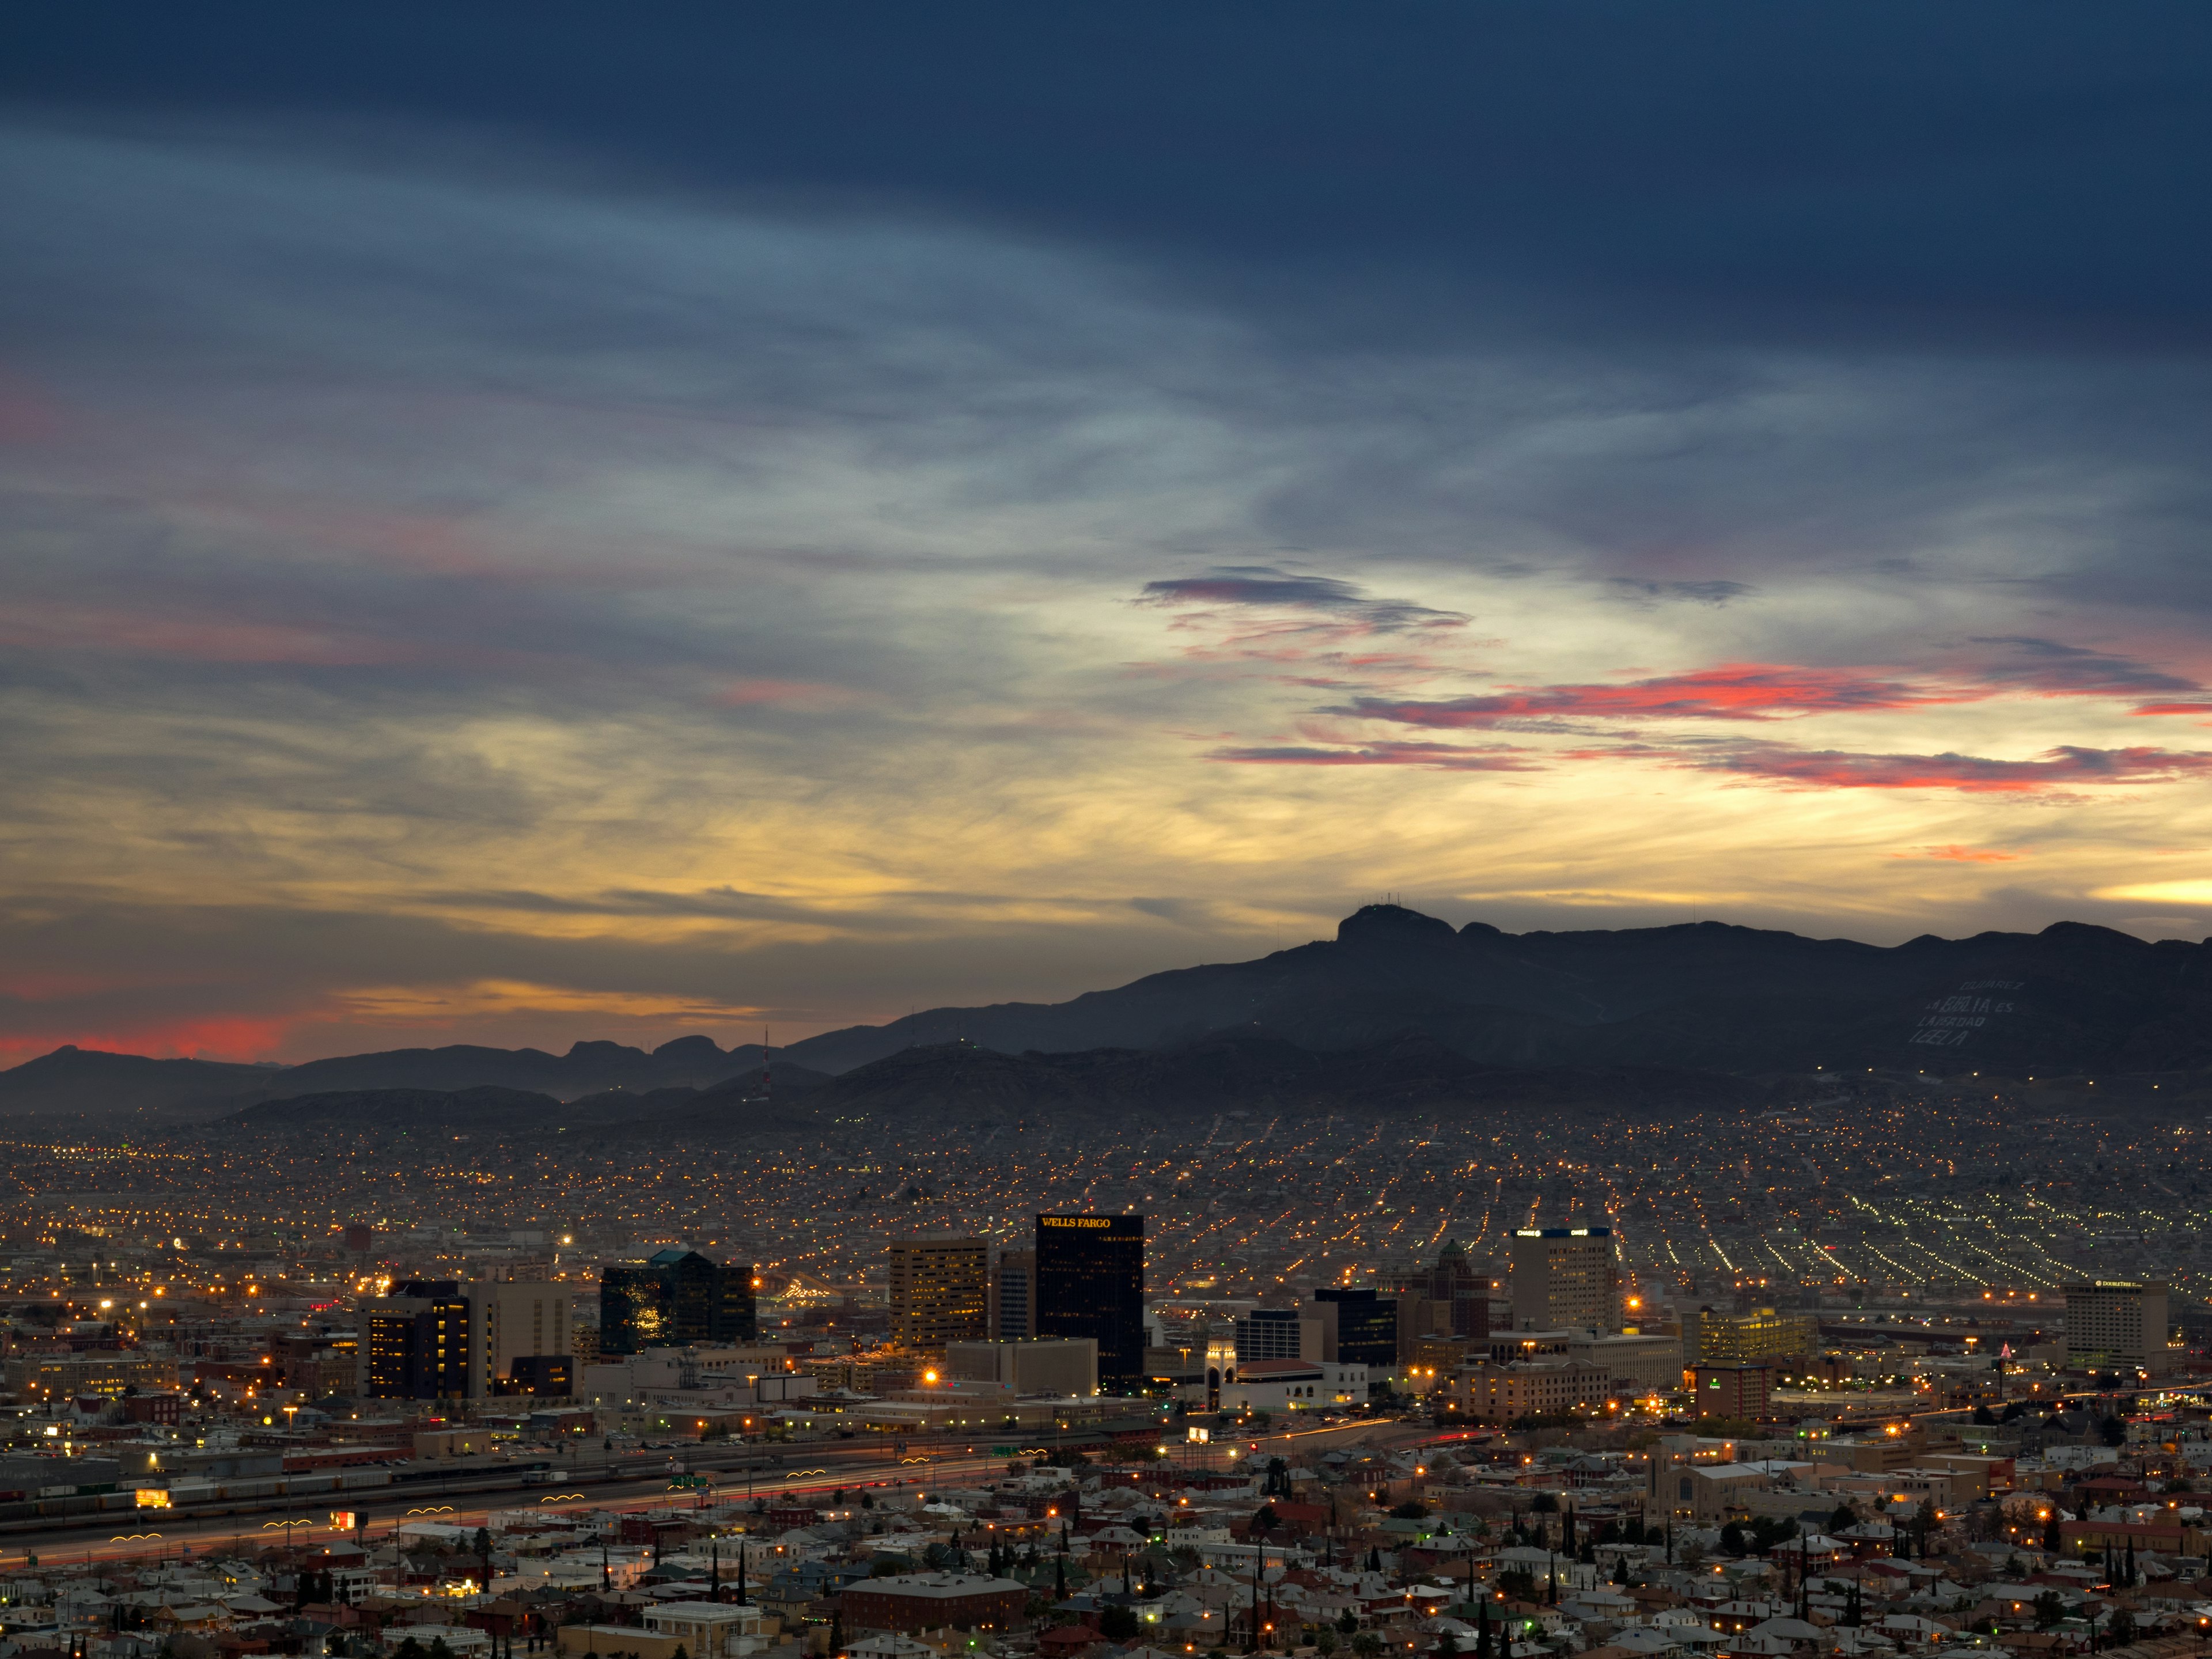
[7,7,2212,1061]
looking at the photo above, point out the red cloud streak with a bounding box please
[1336,662,1968,726]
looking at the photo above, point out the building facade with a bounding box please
[839,1573,1028,1634]
[1510,1226,1615,1332]
[474,1279,571,1396]
[1313,1286,1399,1367]
[1692,1306,1816,1365]
[359,1279,473,1399]
[990,1245,1036,1340]
[1690,1362,1777,1420]
[887,1235,990,1352]
[599,1249,755,1357]
[942,1336,1098,1396]
[1427,1240,1492,1338]
[1216,1357,1368,1413]
[1441,1358,1611,1420]
[2065,1281,2172,1373]
[1035,1213,1144,1394]
[1234,1307,1321,1362]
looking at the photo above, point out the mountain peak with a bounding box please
[1336,903,1458,950]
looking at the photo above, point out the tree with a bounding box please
[2043,1513,2062,1553]
[1351,1635,1383,1659]
[1336,1613,1360,1637]
[1100,1607,1139,1641]
[1315,1631,1338,1657]
[1391,1502,1430,1521]
[2100,1415,2128,1448]
[2108,1609,2137,1647]
[1529,1493,1559,1514]
[1496,1570,1536,1602]
[2032,1592,2066,1630]
[1253,1505,1280,1535]
[1751,1517,1799,1556]
[1719,1522,1748,1558]
[1828,1504,1856,1535]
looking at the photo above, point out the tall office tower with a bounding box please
[990,1246,1037,1340]
[472,1279,571,1395]
[1036,1214,1144,1394]
[1511,1226,1616,1332]
[1313,1287,1399,1366]
[888,1235,991,1351]
[598,1248,756,1355]
[1426,1240,1492,1339]
[2064,1281,2173,1374]
[359,1279,473,1399]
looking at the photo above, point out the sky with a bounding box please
[4,5,2212,1063]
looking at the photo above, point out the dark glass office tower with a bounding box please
[600,1249,755,1354]
[361,1279,472,1399]
[1035,1213,1143,1393]
[1313,1286,1399,1367]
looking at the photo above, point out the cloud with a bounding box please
[1637,742,2212,794]
[1897,845,2023,863]
[1139,567,1468,635]
[1966,636,2201,699]
[1206,740,1543,772]
[1605,577,1755,607]
[5,109,2212,1059]
[1334,664,1961,727]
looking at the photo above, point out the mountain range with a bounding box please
[6,904,2207,1126]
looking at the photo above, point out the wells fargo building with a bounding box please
[1035,1213,1143,1393]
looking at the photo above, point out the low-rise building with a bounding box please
[839,1573,1028,1634]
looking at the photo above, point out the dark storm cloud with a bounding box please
[9,5,2212,346]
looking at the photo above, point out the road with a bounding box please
[0,1417,1412,1574]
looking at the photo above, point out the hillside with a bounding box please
[216,1036,1763,1142]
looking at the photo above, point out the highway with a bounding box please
[0,1418,1414,1574]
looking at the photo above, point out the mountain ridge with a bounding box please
[9,906,2209,1120]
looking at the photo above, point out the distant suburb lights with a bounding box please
[1139,566,2212,796]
